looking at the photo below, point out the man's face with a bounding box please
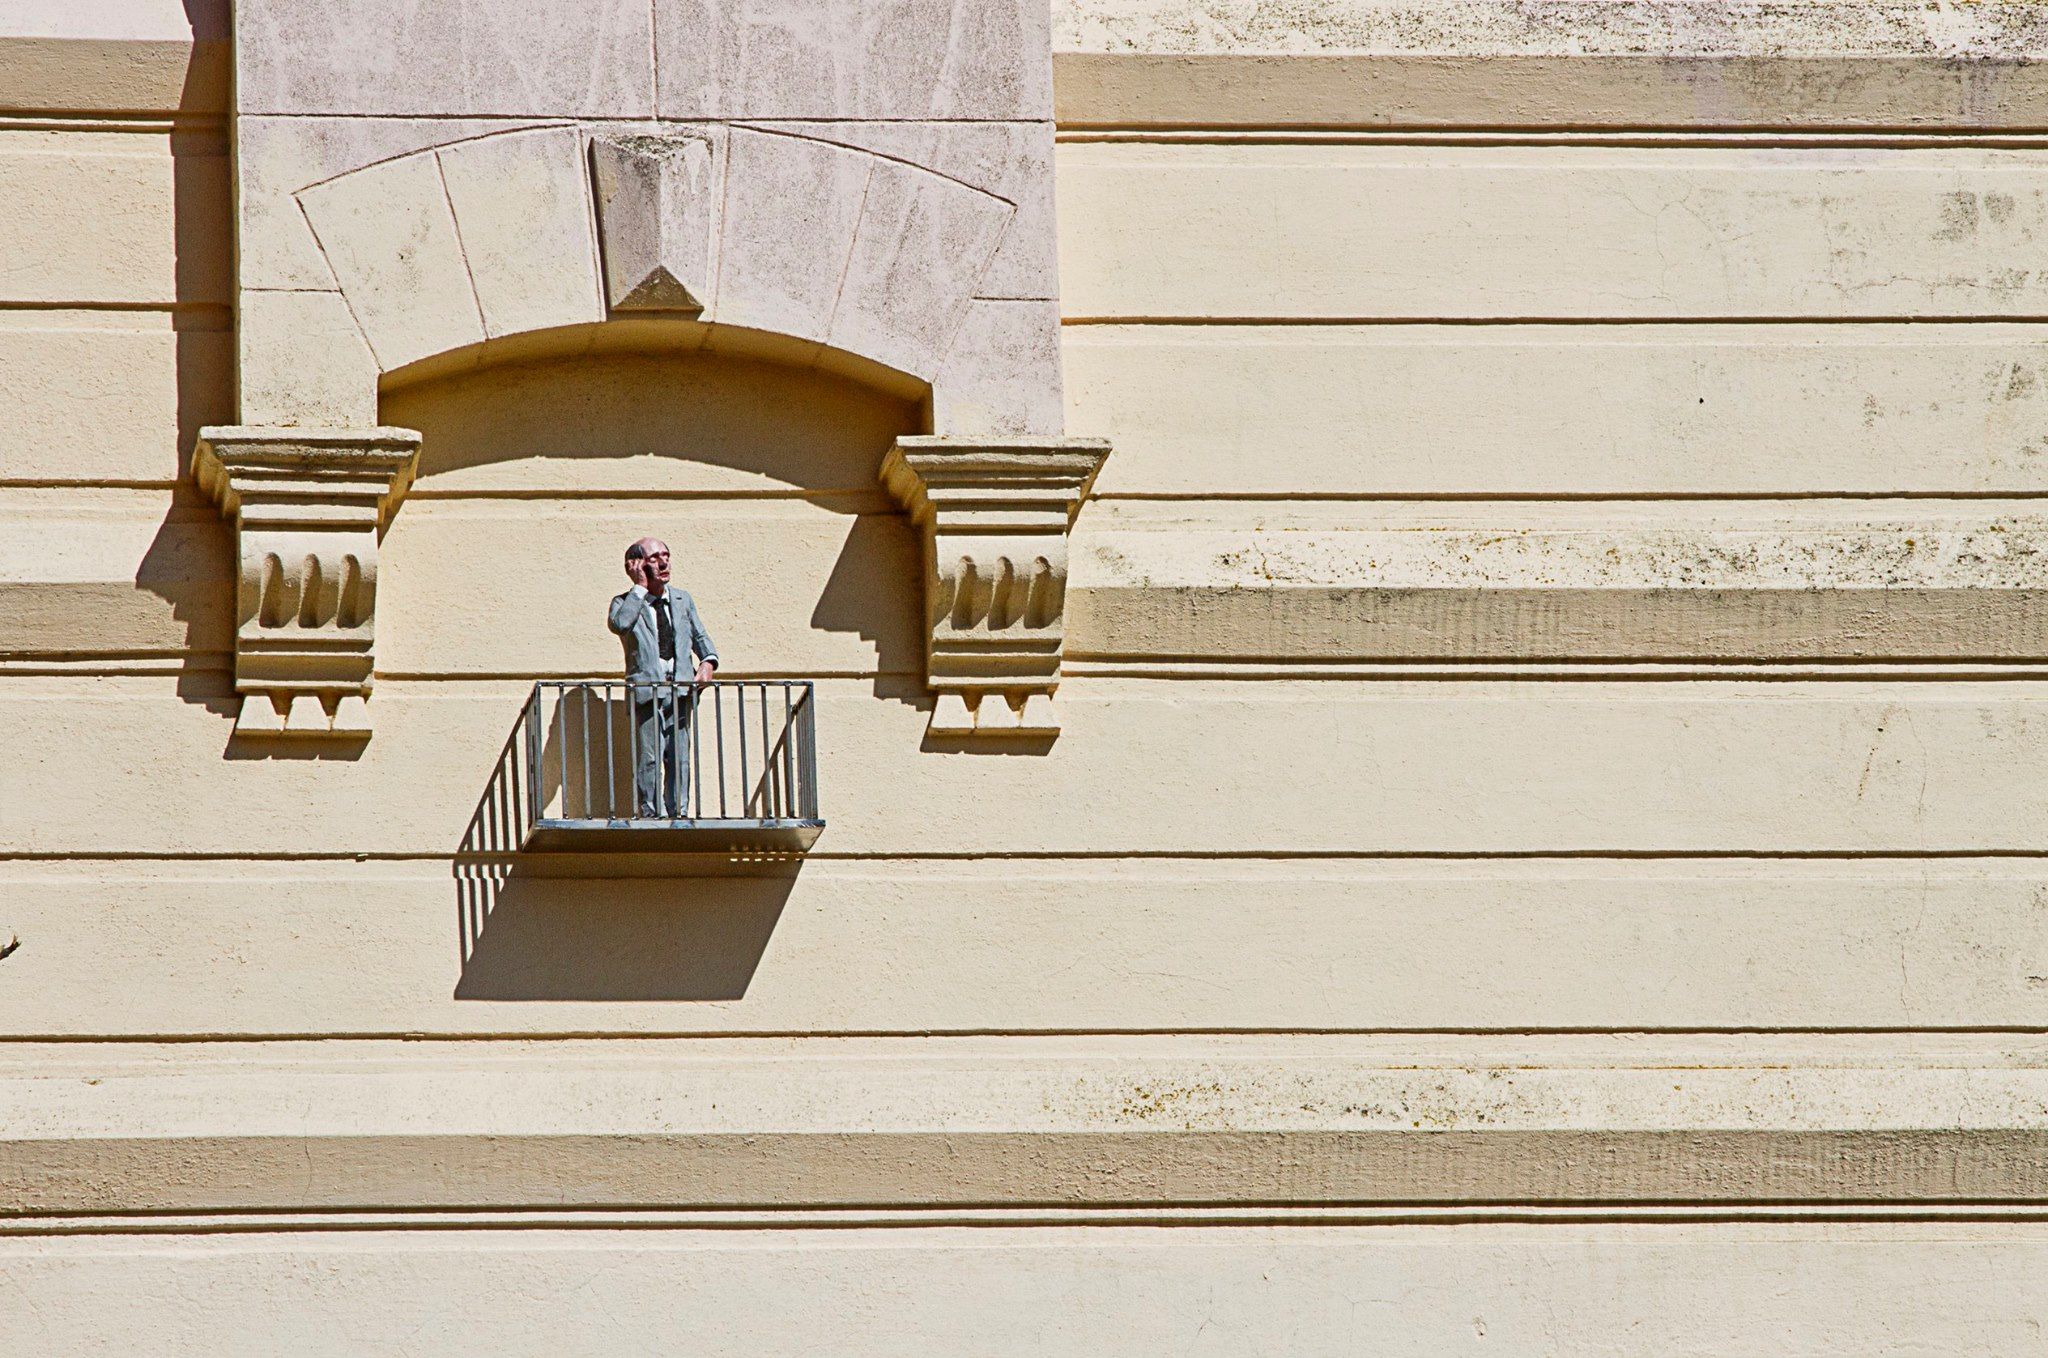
[640,540,672,589]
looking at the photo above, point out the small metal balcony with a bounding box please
[515,679,823,852]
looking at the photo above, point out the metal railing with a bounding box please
[516,680,821,842]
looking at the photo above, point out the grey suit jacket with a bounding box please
[608,587,719,683]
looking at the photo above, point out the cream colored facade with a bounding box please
[6,1,2048,1351]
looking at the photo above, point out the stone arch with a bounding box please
[292,124,1055,436]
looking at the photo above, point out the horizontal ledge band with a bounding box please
[11,1129,2048,1214]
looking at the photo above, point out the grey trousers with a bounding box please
[631,686,692,817]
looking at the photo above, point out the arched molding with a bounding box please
[376,317,930,412]
[288,124,1054,436]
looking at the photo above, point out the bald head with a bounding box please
[624,537,672,592]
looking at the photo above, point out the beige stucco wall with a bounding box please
[6,1,2048,1350]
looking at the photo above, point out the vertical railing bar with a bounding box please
[501,728,516,850]
[626,679,641,820]
[525,684,541,831]
[715,684,728,817]
[671,680,688,819]
[804,685,819,819]
[758,683,770,817]
[578,685,592,820]
[736,683,749,817]
[781,684,794,818]
[505,698,520,845]
[655,680,667,819]
[601,681,616,819]
[690,682,703,820]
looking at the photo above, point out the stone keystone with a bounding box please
[590,132,720,314]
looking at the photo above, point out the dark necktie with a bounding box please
[653,592,677,662]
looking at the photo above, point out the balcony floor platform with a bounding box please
[522,818,825,854]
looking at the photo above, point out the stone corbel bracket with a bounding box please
[881,436,1112,736]
[193,426,422,737]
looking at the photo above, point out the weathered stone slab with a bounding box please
[439,128,604,338]
[656,0,1051,120]
[236,289,379,426]
[0,323,231,484]
[1052,0,2048,129]
[9,1220,2048,1355]
[237,116,520,291]
[235,0,654,116]
[932,299,1065,435]
[713,129,871,346]
[1069,502,2048,661]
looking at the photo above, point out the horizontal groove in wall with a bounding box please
[16,849,2048,864]
[12,1203,2048,1236]
[1059,129,2048,149]
[1062,314,2048,327]
[0,301,230,327]
[21,662,2048,684]
[3,1028,2048,1045]
[0,114,223,134]
[1063,660,2048,682]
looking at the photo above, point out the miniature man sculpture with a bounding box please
[607,538,718,817]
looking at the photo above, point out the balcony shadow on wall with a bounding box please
[452,705,794,1001]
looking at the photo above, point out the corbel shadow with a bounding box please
[452,702,796,1002]
[136,3,235,714]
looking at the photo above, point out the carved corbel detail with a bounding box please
[880,436,1111,735]
[193,426,422,736]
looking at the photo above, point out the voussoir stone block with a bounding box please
[828,157,1014,378]
[297,151,483,372]
[237,115,517,292]
[714,129,871,346]
[591,129,724,314]
[439,127,604,338]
